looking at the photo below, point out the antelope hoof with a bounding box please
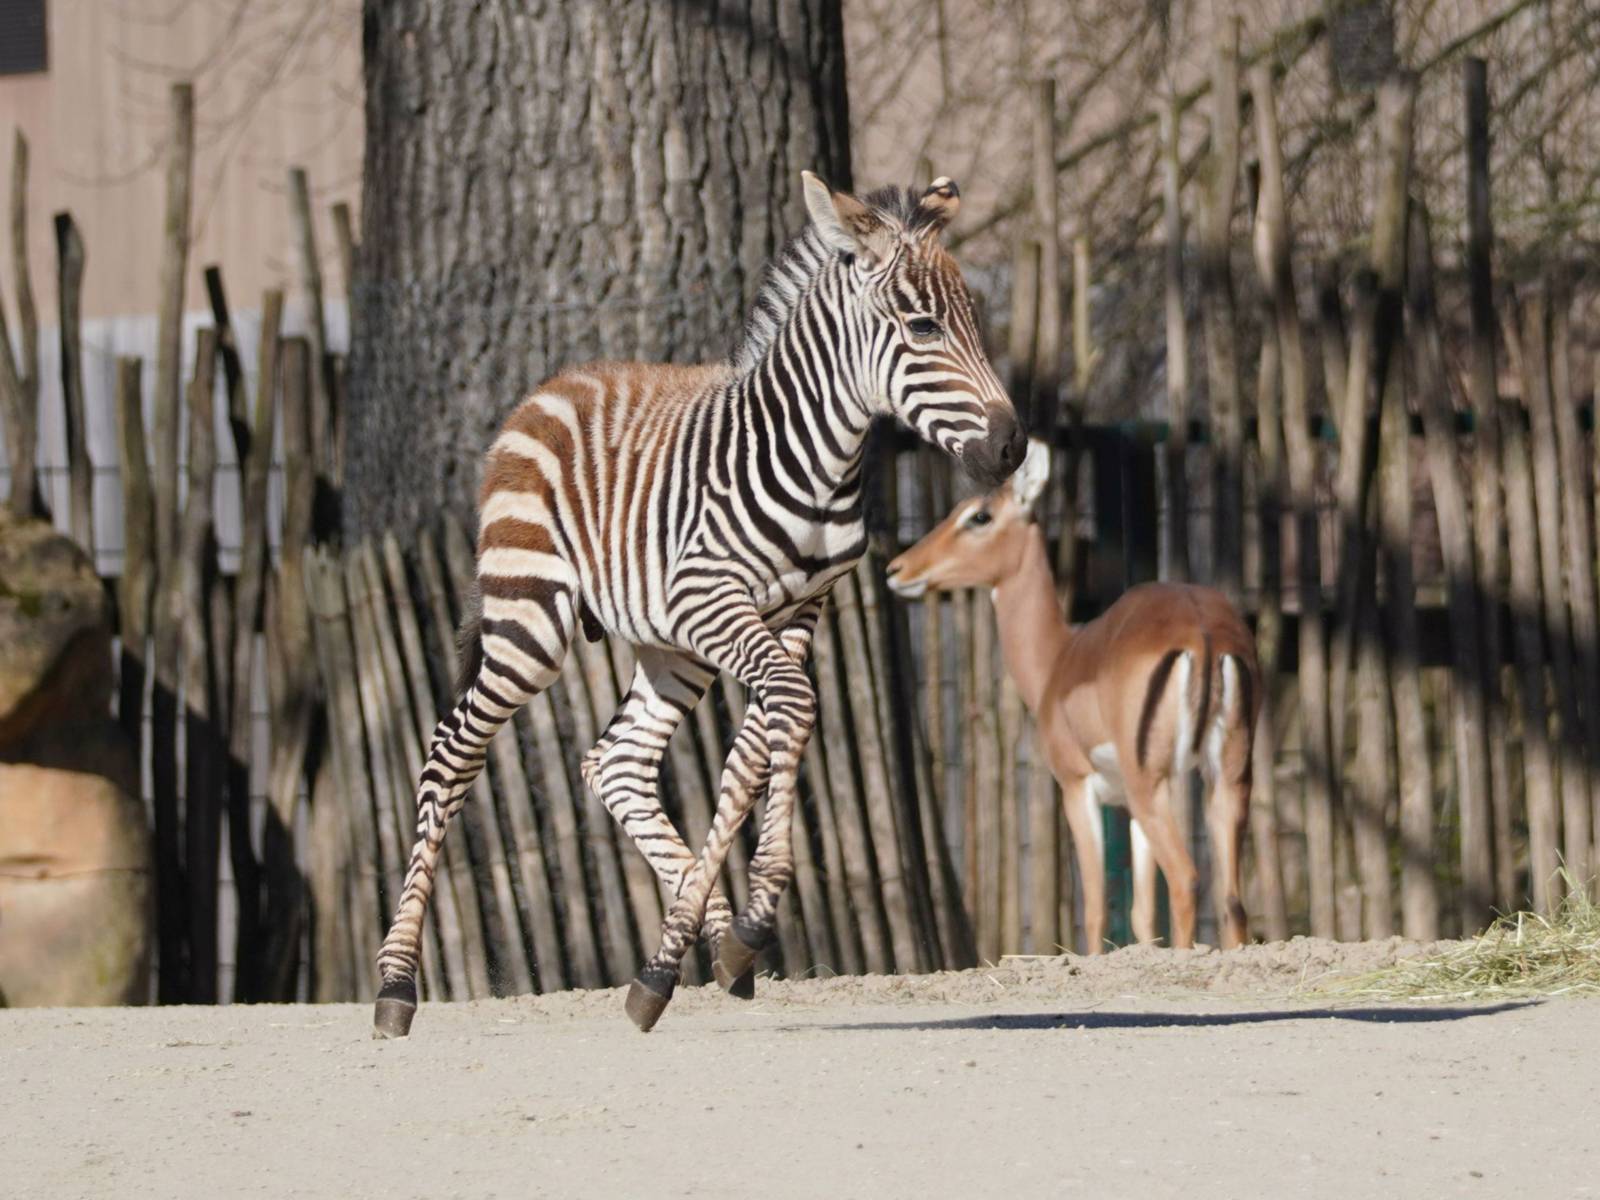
[713,923,765,997]
[625,967,678,1033]
[372,978,417,1039]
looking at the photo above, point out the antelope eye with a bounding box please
[966,508,992,528]
[907,316,941,338]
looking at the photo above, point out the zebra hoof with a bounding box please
[372,978,417,1039]
[713,924,764,996]
[625,967,677,1033]
[714,960,757,1000]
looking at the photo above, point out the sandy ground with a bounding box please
[4,938,1596,1200]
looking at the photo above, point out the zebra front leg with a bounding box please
[623,703,771,1030]
[374,581,573,1038]
[585,648,750,992]
[715,600,823,989]
[626,614,814,1031]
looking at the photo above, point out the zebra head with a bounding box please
[801,171,1025,489]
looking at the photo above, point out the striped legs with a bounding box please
[373,583,574,1038]
[715,599,824,986]
[626,601,818,1030]
[580,649,741,960]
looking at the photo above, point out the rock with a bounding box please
[0,509,111,746]
[0,512,152,1006]
[0,723,151,1006]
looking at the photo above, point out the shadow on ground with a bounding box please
[791,1001,1536,1033]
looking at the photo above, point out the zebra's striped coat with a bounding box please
[374,173,1023,1036]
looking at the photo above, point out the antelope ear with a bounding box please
[913,176,961,237]
[1010,438,1052,512]
[802,171,891,262]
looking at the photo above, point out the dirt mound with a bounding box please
[490,936,1456,1024]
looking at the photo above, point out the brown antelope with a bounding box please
[887,440,1259,952]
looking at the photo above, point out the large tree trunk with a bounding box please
[350,0,852,535]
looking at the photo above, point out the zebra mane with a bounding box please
[731,184,932,375]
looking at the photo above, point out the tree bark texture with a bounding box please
[350,0,852,535]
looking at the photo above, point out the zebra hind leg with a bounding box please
[373,582,574,1038]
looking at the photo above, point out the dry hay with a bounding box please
[1325,878,1600,1002]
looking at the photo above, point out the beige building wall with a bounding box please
[0,0,362,322]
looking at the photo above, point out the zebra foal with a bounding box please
[375,171,1023,1037]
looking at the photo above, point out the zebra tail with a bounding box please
[453,585,484,700]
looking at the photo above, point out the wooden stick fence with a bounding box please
[6,55,1600,1004]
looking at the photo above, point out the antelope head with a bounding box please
[886,438,1052,597]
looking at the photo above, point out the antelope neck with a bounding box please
[990,523,1070,713]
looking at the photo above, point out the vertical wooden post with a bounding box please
[862,556,943,966]
[1351,595,1395,939]
[1031,80,1062,429]
[54,212,91,550]
[997,674,1024,955]
[1328,74,1415,755]
[1547,279,1600,901]
[2,130,40,516]
[1314,258,1348,438]
[1164,113,1190,588]
[1515,289,1592,895]
[1072,237,1095,404]
[1243,64,1294,939]
[1462,57,1515,911]
[811,608,893,972]
[178,329,221,1002]
[1376,340,1426,938]
[1499,359,1558,912]
[218,286,280,997]
[288,167,337,506]
[788,753,838,974]
[303,546,383,1000]
[1408,203,1485,933]
[1007,238,1040,413]
[918,466,976,964]
[1055,237,1092,608]
[332,201,356,298]
[150,316,189,1003]
[1249,62,1330,938]
[836,570,926,971]
[971,599,1001,962]
[1160,66,1191,583]
[1199,11,1243,598]
[800,733,861,973]
[114,358,153,744]
[153,84,194,577]
[267,336,321,997]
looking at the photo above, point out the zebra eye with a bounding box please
[966,508,992,529]
[907,316,941,339]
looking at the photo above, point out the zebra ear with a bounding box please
[1010,438,1052,512]
[914,177,961,237]
[802,170,889,262]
